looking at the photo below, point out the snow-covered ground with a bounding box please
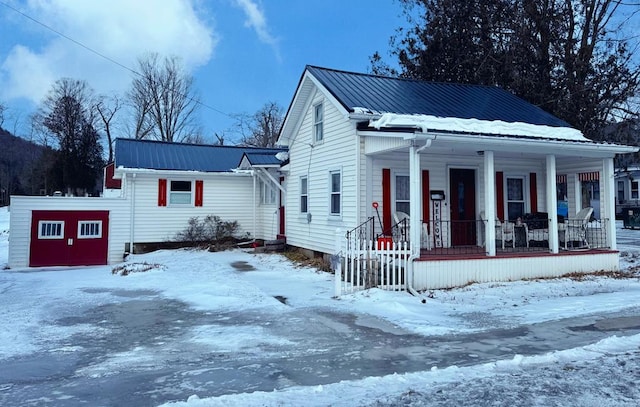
[1,205,640,406]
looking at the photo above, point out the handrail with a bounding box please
[346,216,375,241]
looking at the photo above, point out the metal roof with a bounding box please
[307,66,571,128]
[114,138,286,172]
[242,152,283,166]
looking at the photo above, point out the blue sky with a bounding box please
[0,0,405,143]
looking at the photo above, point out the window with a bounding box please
[38,221,64,239]
[259,179,277,205]
[618,181,625,203]
[314,103,323,142]
[632,181,639,200]
[300,176,308,213]
[169,180,192,205]
[78,221,102,239]
[395,175,410,215]
[506,177,525,220]
[330,171,341,215]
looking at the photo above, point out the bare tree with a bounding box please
[127,54,200,143]
[237,101,284,147]
[96,94,121,162]
[0,102,5,129]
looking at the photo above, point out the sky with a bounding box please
[0,0,405,143]
[2,205,640,405]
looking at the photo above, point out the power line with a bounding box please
[0,0,234,119]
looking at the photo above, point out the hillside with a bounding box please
[0,127,48,204]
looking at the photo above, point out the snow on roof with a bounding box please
[370,113,588,142]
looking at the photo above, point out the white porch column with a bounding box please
[603,157,616,250]
[409,144,422,255]
[483,151,496,256]
[546,155,559,253]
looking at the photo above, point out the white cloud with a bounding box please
[1,0,218,104]
[233,0,280,60]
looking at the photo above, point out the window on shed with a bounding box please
[38,221,64,239]
[330,170,341,215]
[78,221,102,239]
[314,103,323,142]
[300,176,308,213]
[169,181,192,205]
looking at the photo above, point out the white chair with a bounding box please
[560,207,593,250]
[393,211,410,242]
[479,211,515,249]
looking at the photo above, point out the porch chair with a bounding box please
[393,211,410,242]
[560,207,593,250]
[479,211,515,249]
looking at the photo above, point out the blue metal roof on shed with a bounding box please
[114,138,286,172]
[307,66,571,128]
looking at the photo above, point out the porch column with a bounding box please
[409,144,422,255]
[484,151,496,256]
[546,155,559,253]
[603,157,616,250]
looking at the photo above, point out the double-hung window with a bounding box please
[300,176,308,213]
[506,176,525,220]
[260,180,277,205]
[314,103,323,142]
[632,181,639,200]
[395,175,410,215]
[330,170,341,215]
[169,180,192,205]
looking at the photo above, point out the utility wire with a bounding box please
[0,0,234,119]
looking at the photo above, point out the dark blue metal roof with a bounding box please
[242,152,283,166]
[114,138,286,172]
[307,66,571,128]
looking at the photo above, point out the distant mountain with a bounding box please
[0,127,49,204]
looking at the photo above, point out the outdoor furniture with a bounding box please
[393,211,410,241]
[479,211,515,249]
[523,212,550,247]
[560,207,593,250]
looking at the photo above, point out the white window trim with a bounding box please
[38,221,65,239]
[300,176,308,214]
[77,220,103,239]
[169,180,194,206]
[313,102,324,143]
[392,172,410,216]
[329,169,342,216]
[632,180,639,200]
[504,175,528,220]
[259,179,277,205]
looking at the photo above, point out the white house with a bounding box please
[8,139,286,268]
[277,66,638,291]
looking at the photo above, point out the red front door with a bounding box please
[30,210,109,267]
[449,169,477,246]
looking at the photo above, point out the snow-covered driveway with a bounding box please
[1,207,640,406]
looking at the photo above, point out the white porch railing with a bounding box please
[335,234,411,296]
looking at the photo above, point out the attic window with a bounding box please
[314,103,324,142]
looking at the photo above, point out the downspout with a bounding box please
[129,173,136,255]
[252,170,256,242]
[407,138,433,297]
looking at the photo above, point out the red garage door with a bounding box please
[30,210,109,267]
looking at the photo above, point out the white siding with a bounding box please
[8,196,130,268]
[285,91,358,255]
[123,172,257,243]
[412,252,619,290]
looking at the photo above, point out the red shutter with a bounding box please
[158,179,167,207]
[195,180,204,207]
[529,173,537,213]
[382,168,391,235]
[422,170,430,231]
[496,171,504,220]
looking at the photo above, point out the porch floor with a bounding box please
[417,246,617,261]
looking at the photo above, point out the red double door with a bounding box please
[30,210,109,267]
